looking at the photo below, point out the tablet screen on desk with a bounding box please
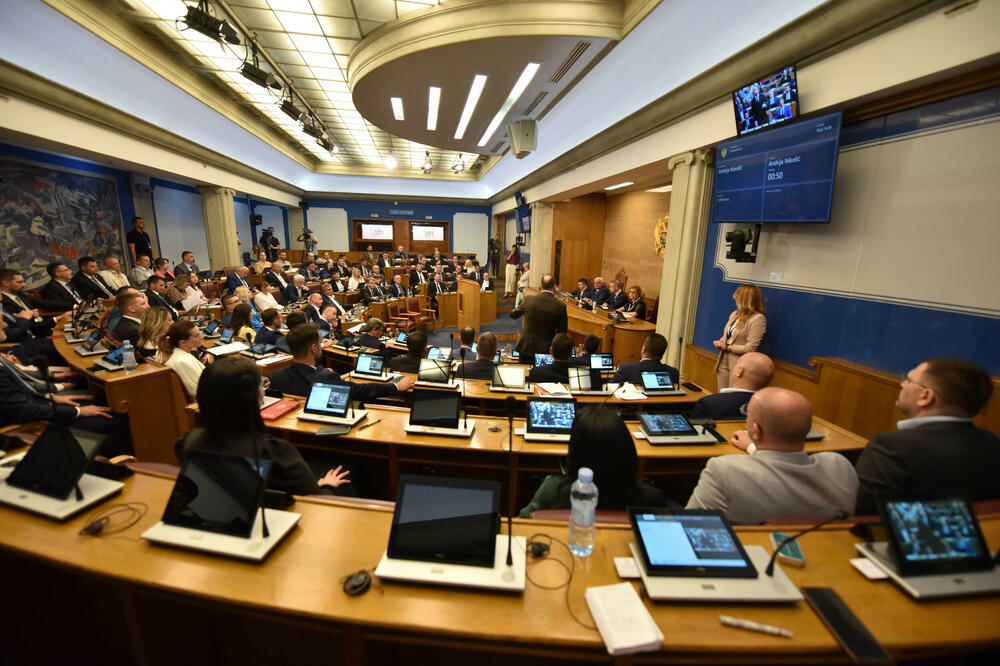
[880,497,995,576]
[80,329,104,351]
[162,449,270,539]
[409,388,460,429]
[589,353,613,371]
[427,346,452,361]
[641,371,675,391]
[388,475,499,567]
[101,346,126,366]
[534,353,553,366]
[492,365,526,389]
[355,352,384,376]
[638,412,696,436]
[204,320,220,336]
[304,382,350,417]
[7,426,106,499]
[219,328,234,344]
[526,398,576,434]
[395,331,408,344]
[418,358,450,384]
[628,508,757,578]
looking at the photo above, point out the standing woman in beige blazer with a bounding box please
[714,284,766,389]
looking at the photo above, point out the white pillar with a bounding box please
[199,186,239,270]
[527,202,554,288]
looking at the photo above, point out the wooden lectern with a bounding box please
[456,278,482,332]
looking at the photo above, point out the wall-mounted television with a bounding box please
[360,223,393,240]
[733,65,798,136]
[713,111,842,224]
[412,224,444,242]
[514,191,531,234]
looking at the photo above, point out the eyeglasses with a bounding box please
[901,373,929,389]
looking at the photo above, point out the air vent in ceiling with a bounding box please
[550,41,590,84]
[523,91,548,116]
[491,141,505,153]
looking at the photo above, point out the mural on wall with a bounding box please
[0,158,125,287]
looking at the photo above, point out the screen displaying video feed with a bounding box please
[733,66,798,136]
[356,353,384,375]
[886,499,987,563]
[527,400,576,433]
[305,382,350,416]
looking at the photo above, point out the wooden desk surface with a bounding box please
[1,470,997,664]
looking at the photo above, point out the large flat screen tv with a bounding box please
[733,66,798,135]
[514,191,531,233]
[713,112,842,224]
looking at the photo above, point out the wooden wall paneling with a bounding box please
[684,345,1000,441]
[603,190,670,299]
[552,193,605,289]
[393,220,409,251]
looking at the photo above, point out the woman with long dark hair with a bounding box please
[518,405,665,516]
[174,356,349,495]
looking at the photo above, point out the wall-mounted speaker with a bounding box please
[299,201,309,210]
[251,214,263,226]
[506,119,537,159]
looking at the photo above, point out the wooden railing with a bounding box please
[684,345,1000,440]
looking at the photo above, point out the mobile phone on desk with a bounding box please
[770,532,806,567]
[682,382,702,392]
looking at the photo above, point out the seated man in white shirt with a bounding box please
[98,256,131,290]
[686,387,858,524]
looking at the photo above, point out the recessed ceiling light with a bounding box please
[604,181,634,190]
[646,185,672,193]
[477,62,540,147]
[455,75,487,140]
[384,154,397,169]
[427,86,440,131]
[390,97,404,121]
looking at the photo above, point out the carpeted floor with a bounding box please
[425,315,521,350]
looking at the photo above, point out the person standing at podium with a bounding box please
[713,284,766,389]
[511,273,567,361]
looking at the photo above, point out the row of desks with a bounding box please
[1,469,996,665]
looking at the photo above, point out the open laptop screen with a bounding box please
[387,475,499,567]
[492,365,526,388]
[629,508,757,578]
[526,398,576,434]
[355,352,384,376]
[418,358,451,384]
[589,353,613,371]
[304,382,351,417]
[880,497,995,576]
[7,426,106,499]
[641,371,675,391]
[409,389,460,429]
[162,449,271,539]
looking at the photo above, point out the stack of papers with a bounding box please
[206,341,249,356]
[536,382,571,397]
[613,382,647,401]
[585,582,663,655]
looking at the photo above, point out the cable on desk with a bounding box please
[78,502,148,538]
[525,533,597,631]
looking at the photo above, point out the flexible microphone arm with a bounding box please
[245,332,258,363]
[344,338,355,418]
[247,395,270,539]
[459,347,467,429]
[765,510,848,576]
[505,395,517,566]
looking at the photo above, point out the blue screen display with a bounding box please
[713,112,842,224]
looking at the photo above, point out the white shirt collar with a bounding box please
[897,415,972,430]
[720,387,755,394]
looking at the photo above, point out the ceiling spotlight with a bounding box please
[241,39,281,90]
[302,116,325,139]
[422,151,432,174]
[219,20,240,45]
[384,154,397,169]
[317,135,334,152]
[452,154,466,173]
[181,2,240,45]
[280,97,302,122]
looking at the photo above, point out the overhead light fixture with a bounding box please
[478,62,540,147]
[646,185,673,193]
[241,39,281,90]
[390,97,404,121]
[452,153,466,173]
[454,74,487,140]
[384,153,398,169]
[427,86,440,131]
[280,96,302,122]
[422,151,432,174]
[181,2,240,45]
[301,115,325,139]
[317,135,334,152]
[604,181,634,190]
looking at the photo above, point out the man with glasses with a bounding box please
[854,359,1000,514]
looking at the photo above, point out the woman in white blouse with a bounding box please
[252,284,281,312]
[156,319,208,400]
[347,267,364,291]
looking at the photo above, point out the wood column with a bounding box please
[199,186,239,270]
[656,149,714,370]
[527,202,554,289]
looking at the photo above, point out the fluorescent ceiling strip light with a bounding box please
[604,181,634,190]
[391,97,404,121]
[454,75,487,140]
[646,185,673,193]
[427,86,440,131]
[477,62,539,147]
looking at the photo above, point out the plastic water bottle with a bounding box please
[568,467,599,557]
[121,340,137,373]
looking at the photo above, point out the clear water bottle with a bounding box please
[121,340,137,372]
[568,467,598,557]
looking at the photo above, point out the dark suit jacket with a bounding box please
[0,363,77,427]
[71,271,114,300]
[264,271,290,291]
[527,360,571,384]
[388,354,422,374]
[854,421,1000,515]
[41,280,81,309]
[255,327,284,346]
[2,293,57,335]
[145,290,178,319]
[322,295,347,316]
[603,290,627,311]
[386,284,407,299]
[355,333,387,360]
[586,285,609,307]
[690,390,754,420]
[428,281,449,299]
[225,273,250,293]
[512,291,568,359]
[304,304,324,324]
[112,317,140,344]
[612,358,679,386]
[269,362,396,404]
[456,359,496,380]
[568,352,593,368]
[174,263,199,276]
[331,264,351,277]
[394,252,410,261]
[329,278,347,293]
[409,270,427,287]
[284,284,308,303]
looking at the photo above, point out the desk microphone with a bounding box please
[505,395,517,566]
[765,511,848,576]
[36,354,83,502]
[458,347,467,430]
[343,338,355,418]
[245,332,258,363]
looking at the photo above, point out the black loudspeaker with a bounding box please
[299,201,309,210]
[252,214,263,226]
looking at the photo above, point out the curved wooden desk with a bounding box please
[0,470,996,665]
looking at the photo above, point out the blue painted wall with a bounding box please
[693,90,1000,375]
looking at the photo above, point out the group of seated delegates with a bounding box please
[455,331,498,380]
[610,333,679,386]
[527,333,573,384]
[571,276,647,319]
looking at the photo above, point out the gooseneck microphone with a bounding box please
[244,376,269,539]
[505,395,517,566]
[765,510,849,576]
[343,338,355,418]
[458,347,467,430]
[245,332,258,363]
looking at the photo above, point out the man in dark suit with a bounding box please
[329,275,348,294]
[690,352,774,420]
[41,262,84,309]
[379,253,394,269]
[320,283,347,317]
[331,256,351,278]
[386,274,407,299]
[394,245,410,262]
[355,317,389,361]
[297,261,321,282]
[569,334,601,367]
[70,256,115,300]
[0,268,66,336]
[255,308,284,347]
[173,251,200,276]
[144,275,178,320]
[612,334,679,386]
[304,293,326,325]
[582,276,609,310]
[1,302,60,364]
[111,291,148,345]
[389,330,426,374]
[854,359,1000,515]
[456,331,498,380]
[315,304,344,340]
[527,333,572,384]
[264,262,291,296]
[360,277,384,304]
[225,266,251,293]
[511,274,568,360]
[409,264,428,289]
[600,279,627,311]
[284,275,309,304]
[269,324,414,399]
[569,278,589,300]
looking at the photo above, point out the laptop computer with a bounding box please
[521,398,576,442]
[73,329,109,357]
[855,496,1000,599]
[637,412,719,445]
[567,366,617,395]
[534,353,553,367]
[489,365,532,393]
[350,351,393,382]
[0,426,123,520]
[403,388,474,437]
[590,353,614,373]
[416,358,458,389]
[141,449,300,562]
[639,371,685,395]
[427,346,452,361]
[628,508,802,602]
[93,345,128,371]
[296,381,368,426]
[374,475,525,591]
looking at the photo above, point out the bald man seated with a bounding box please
[686,387,858,524]
[690,352,775,420]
